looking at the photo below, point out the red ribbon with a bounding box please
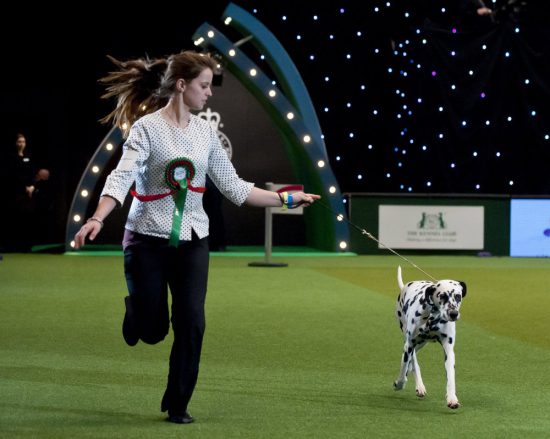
[130,180,206,202]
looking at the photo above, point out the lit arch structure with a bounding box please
[65,127,122,251]
[192,3,349,251]
[65,2,349,251]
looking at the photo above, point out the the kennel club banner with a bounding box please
[378,205,484,249]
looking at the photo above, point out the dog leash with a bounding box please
[316,200,439,282]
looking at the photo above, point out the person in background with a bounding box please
[2,133,35,251]
[74,50,319,425]
[474,0,493,17]
[31,168,54,245]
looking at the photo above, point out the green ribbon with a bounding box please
[169,177,188,247]
[131,157,205,247]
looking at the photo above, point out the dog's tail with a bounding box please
[397,266,404,290]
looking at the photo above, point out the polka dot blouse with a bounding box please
[101,109,254,241]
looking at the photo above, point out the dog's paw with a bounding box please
[415,385,427,398]
[393,379,406,391]
[447,398,460,409]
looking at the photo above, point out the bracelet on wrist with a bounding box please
[287,193,294,208]
[281,191,289,210]
[87,217,104,228]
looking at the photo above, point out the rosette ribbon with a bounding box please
[130,158,206,246]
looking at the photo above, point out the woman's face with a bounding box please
[182,68,213,111]
[16,136,26,151]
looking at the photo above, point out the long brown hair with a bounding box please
[99,51,217,131]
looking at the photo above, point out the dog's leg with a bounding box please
[411,349,426,397]
[394,339,413,390]
[442,340,460,408]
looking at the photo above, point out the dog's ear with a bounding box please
[459,281,467,298]
[425,285,436,300]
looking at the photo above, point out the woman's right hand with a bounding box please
[74,196,116,249]
[74,220,103,249]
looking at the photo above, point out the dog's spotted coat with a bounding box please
[394,266,467,409]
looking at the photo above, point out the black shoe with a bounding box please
[166,412,194,424]
[122,296,139,346]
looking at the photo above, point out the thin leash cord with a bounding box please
[315,200,439,282]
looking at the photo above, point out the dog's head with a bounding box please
[425,280,467,322]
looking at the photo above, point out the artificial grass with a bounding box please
[63,245,357,257]
[0,254,549,438]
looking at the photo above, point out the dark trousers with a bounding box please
[123,232,209,414]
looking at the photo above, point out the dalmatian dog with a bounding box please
[393,266,467,409]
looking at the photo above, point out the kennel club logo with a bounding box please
[198,108,233,160]
[418,212,446,230]
[409,211,456,241]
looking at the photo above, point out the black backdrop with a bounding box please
[1,1,549,246]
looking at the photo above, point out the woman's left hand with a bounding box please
[289,191,320,207]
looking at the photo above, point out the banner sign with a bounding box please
[510,199,550,257]
[378,205,484,249]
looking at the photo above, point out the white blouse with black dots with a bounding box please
[101,110,254,241]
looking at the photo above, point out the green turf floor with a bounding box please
[1,254,549,438]
[62,245,357,257]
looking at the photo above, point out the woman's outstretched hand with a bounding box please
[289,192,320,207]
